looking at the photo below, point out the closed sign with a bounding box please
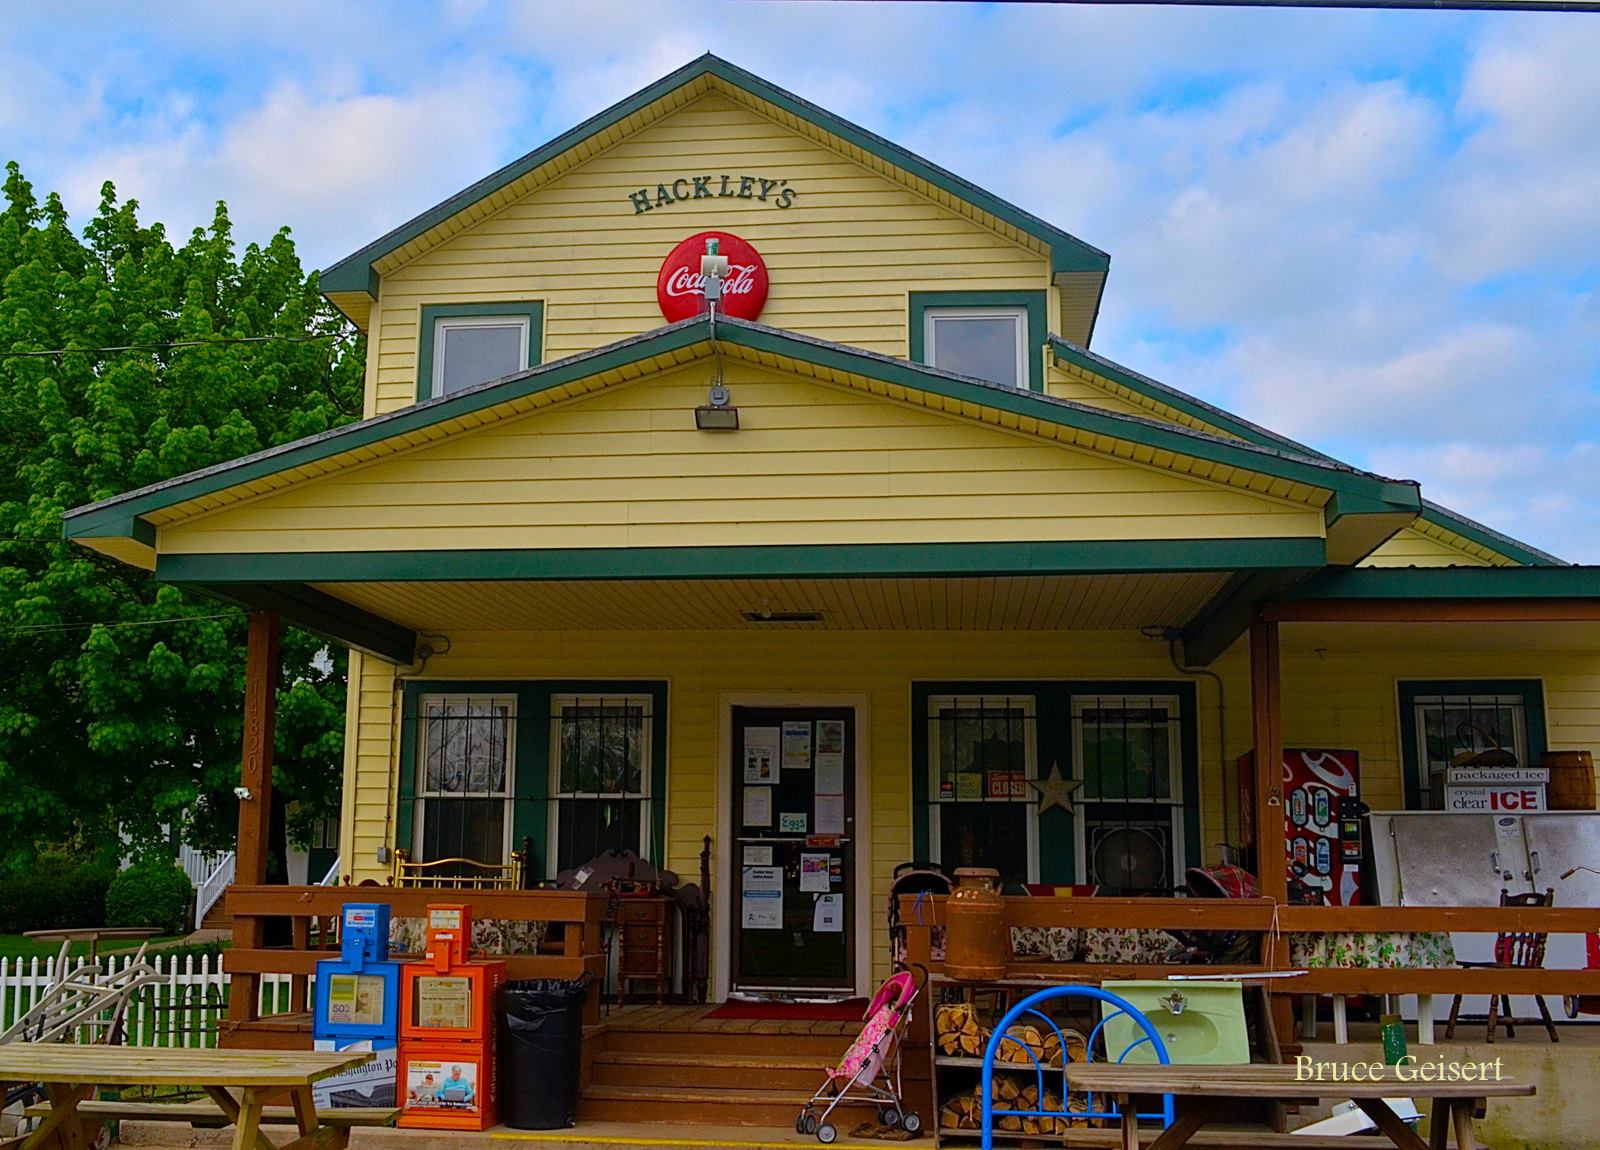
[1445,785,1547,812]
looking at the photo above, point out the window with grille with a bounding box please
[548,696,652,875]
[1401,683,1543,809]
[1072,696,1184,895]
[415,696,515,865]
[926,696,1038,883]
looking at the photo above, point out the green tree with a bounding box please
[0,162,364,872]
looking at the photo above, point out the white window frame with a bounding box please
[926,694,1039,883]
[922,306,1028,389]
[1409,691,1531,809]
[546,694,654,880]
[431,314,532,397]
[1070,695,1185,891]
[413,694,517,865]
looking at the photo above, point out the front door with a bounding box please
[730,707,855,994]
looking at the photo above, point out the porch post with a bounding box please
[227,611,281,1027]
[1249,614,1297,1050]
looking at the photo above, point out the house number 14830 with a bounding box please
[628,175,797,214]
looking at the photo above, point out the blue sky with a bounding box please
[4,2,1598,561]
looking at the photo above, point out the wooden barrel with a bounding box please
[1542,750,1596,810]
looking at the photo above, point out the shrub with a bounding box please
[0,854,115,933]
[106,859,194,935]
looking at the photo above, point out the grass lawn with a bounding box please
[0,933,186,960]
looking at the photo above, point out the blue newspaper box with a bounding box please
[313,903,402,1045]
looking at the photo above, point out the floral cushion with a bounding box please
[1010,925,1082,962]
[388,916,548,956]
[1078,928,1183,965]
[1289,931,1455,970]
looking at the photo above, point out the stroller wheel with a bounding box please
[902,1111,923,1135]
[818,1122,838,1144]
[1567,995,1581,1020]
[795,1112,808,1134]
[878,1106,899,1127]
[803,1114,819,1135]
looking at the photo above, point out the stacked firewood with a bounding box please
[935,1004,1087,1068]
[937,1079,1096,1133]
[935,1004,1099,1133]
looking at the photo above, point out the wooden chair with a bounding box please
[391,844,528,889]
[1446,887,1560,1043]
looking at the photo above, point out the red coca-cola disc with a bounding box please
[656,231,769,323]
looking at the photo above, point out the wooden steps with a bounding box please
[590,1050,831,1091]
[581,1008,860,1126]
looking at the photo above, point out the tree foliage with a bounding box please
[0,162,365,870]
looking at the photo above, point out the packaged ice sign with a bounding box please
[657,231,769,323]
[1445,786,1547,812]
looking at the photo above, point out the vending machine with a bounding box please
[1238,749,1364,906]
[311,903,403,1108]
[397,905,505,1131]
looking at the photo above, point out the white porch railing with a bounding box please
[0,953,295,1048]
[177,845,229,888]
[318,857,342,886]
[193,852,236,930]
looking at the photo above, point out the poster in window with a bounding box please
[815,795,845,836]
[956,772,983,801]
[987,770,1026,799]
[779,811,808,834]
[743,727,779,784]
[800,852,830,893]
[325,973,386,1027]
[741,866,783,929]
[413,976,472,1031]
[404,1057,480,1112]
[816,719,845,759]
[815,754,845,797]
[813,893,844,933]
[782,721,813,770]
[743,786,773,827]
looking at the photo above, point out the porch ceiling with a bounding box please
[311,572,1232,632]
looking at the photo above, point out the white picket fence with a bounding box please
[0,953,297,1048]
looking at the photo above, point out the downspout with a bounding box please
[1142,626,1232,863]
[378,634,451,866]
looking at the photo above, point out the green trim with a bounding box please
[911,681,1200,884]
[1179,568,1322,667]
[908,291,1047,393]
[1048,335,1561,567]
[416,302,544,403]
[398,680,669,877]
[320,55,1107,298]
[177,581,417,664]
[156,539,1328,585]
[1287,566,1600,601]
[65,316,1417,545]
[1397,679,1546,810]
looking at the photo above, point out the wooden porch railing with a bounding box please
[222,885,609,1045]
[898,895,1600,998]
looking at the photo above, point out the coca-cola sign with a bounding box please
[656,231,769,323]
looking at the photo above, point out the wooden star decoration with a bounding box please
[1029,762,1083,816]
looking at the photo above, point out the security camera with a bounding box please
[234,786,253,801]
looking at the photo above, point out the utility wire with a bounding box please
[2,333,340,359]
[1,611,245,637]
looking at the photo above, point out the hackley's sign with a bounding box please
[629,174,797,213]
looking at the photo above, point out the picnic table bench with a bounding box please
[1062,1062,1534,1150]
[0,1045,382,1150]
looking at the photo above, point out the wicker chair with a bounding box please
[1446,887,1559,1043]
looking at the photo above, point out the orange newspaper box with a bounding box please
[397,905,506,1131]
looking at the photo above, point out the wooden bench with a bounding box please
[1057,1130,1401,1149]
[27,1099,398,1129]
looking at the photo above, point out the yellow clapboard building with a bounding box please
[65,55,1596,1001]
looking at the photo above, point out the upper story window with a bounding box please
[924,307,1027,389]
[908,291,1045,392]
[417,302,543,402]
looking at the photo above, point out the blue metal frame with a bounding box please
[980,986,1174,1149]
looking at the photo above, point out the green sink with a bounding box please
[1100,981,1250,1065]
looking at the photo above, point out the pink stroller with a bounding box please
[795,966,927,1143]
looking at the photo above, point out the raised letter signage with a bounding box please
[657,231,769,323]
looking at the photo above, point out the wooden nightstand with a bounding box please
[616,896,675,1004]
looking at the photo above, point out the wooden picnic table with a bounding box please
[21,928,163,968]
[1064,1062,1534,1150]
[0,1045,371,1150]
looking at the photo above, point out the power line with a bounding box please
[2,333,341,360]
[1,611,245,637]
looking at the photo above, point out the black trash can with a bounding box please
[497,975,592,1129]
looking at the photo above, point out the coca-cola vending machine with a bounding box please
[1239,749,1364,906]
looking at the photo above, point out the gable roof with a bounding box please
[63,314,1421,562]
[319,54,1109,330]
[1047,335,1564,567]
